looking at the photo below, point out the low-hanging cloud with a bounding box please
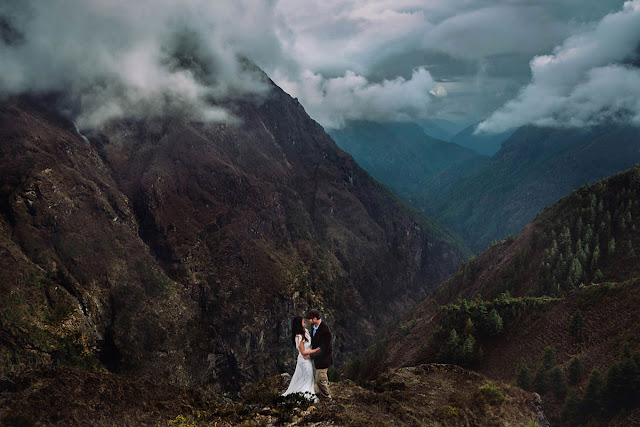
[276,67,439,129]
[0,0,283,128]
[478,0,640,133]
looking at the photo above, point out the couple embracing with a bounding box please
[282,309,332,402]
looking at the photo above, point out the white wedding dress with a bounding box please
[282,330,317,401]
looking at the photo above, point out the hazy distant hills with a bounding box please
[355,165,640,424]
[417,118,467,142]
[329,121,640,255]
[328,121,487,202]
[450,122,515,156]
[427,124,640,252]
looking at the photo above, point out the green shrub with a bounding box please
[442,405,459,418]
[478,382,505,405]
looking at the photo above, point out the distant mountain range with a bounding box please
[450,122,515,156]
[328,121,487,204]
[331,120,640,254]
[417,118,467,142]
[426,124,640,252]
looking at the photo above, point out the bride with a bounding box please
[282,316,321,401]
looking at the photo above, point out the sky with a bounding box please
[1,0,639,132]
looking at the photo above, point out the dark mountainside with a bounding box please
[328,120,487,203]
[356,166,640,425]
[450,121,514,156]
[426,124,640,253]
[0,70,466,405]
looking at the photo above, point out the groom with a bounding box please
[305,309,332,400]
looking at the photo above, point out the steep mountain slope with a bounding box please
[0,76,465,394]
[450,122,514,156]
[359,166,640,425]
[328,121,486,203]
[429,124,640,252]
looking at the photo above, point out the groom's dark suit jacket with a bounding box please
[310,321,333,369]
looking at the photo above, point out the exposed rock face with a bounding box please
[0,78,464,392]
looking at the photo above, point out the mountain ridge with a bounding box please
[0,75,465,395]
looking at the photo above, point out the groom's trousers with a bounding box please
[315,368,331,399]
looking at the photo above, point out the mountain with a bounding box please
[417,118,467,142]
[355,166,640,425]
[328,121,487,204]
[450,122,515,156]
[0,72,466,397]
[428,124,640,253]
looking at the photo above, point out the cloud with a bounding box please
[276,67,437,129]
[272,0,627,124]
[0,0,281,128]
[1,0,634,131]
[479,0,640,133]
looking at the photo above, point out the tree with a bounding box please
[542,347,556,371]
[568,357,584,384]
[486,309,503,336]
[568,257,583,288]
[581,369,604,418]
[563,390,582,424]
[593,269,604,283]
[534,365,549,395]
[605,356,640,411]
[569,310,584,338]
[515,363,532,391]
[438,329,461,364]
[461,335,475,366]
[550,366,567,399]
[608,237,616,257]
[463,318,474,336]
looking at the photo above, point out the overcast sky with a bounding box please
[1,0,639,132]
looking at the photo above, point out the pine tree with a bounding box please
[550,366,568,399]
[515,363,532,390]
[461,335,475,366]
[534,365,549,395]
[463,318,474,336]
[568,357,584,384]
[590,244,600,271]
[569,310,584,338]
[608,237,616,257]
[581,369,604,418]
[438,329,461,364]
[593,269,604,282]
[568,257,583,288]
[486,309,503,336]
[605,356,640,411]
[542,347,556,371]
[563,390,582,424]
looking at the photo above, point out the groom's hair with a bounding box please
[305,309,320,320]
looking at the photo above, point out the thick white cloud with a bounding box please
[0,0,281,128]
[479,0,640,133]
[1,0,635,130]
[272,0,627,126]
[276,67,437,128]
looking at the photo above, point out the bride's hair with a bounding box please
[291,316,308,346]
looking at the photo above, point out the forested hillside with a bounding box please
[353,165,640,425]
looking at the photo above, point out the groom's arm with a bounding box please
[310,329,332,359]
